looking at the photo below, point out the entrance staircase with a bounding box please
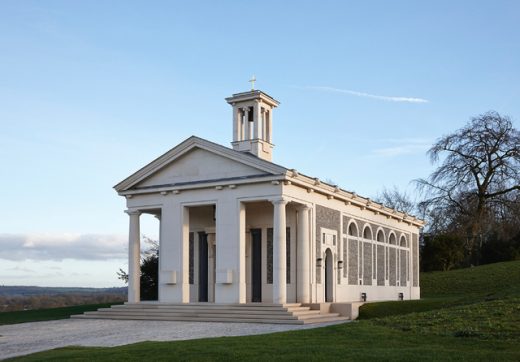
[71,303,348,324]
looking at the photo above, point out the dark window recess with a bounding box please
[267,228,273,284]
[198,232,208,302]
[189,232,194,285]
[286,227,291,284]
[251,229,262,302]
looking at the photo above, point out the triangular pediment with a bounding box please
[115,136,287,192]
[137,147,270,188]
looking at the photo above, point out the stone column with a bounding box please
[243,108,250,140]
[180,205,190,303]
[297,205,310,303]
[261,108,267,141]
[206,232,216,302]
[126,210,141,304]
[253,101,261,140]
[266,110,272,143]
[271,198,288,304]
[238,202,246,303]
[233,107,240,142]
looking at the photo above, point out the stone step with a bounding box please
[116,304,305,312]
[71,313,305,325]
[290,310,322,316]
[82,311,300,320]
[286,307,313,312]
[302,316,349,324]
[72,303,349,325]
[297,312,341,320]
[97,307,309,316]
[123,302,303,308]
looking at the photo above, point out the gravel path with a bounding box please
[0,318,347,360]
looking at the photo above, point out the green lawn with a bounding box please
[5,261,520,361]
[8,321,519,362]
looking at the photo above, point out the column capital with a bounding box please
[270,197,289,206]
[296,203,312,211]
[125,209,141,216]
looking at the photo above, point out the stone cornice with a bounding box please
[114,136,288,192]
[286,173,425,228]
[118,174,285,197]
[115,137,424,227]
[225,90,280,108]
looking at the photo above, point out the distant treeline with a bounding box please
[0,286,127,312]
[0,285,126,297]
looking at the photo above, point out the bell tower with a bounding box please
[225,86,280,161]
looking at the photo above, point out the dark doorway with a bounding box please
[198,232,208,302]
[251,228,262,302]
[325,249,333,302]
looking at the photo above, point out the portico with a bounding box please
[124,196,312,305]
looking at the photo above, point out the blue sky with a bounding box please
[1,1,519,287]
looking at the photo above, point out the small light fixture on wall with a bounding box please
[337,260,343,269]
[398,292,404,301]
[361,292,367,302]
[316,258,323,268]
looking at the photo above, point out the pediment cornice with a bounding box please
[114,136,288,192]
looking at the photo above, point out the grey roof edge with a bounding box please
[225,90,280,106]
[113,135,288,192]
[114,136,424,226]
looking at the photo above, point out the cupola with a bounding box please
[225,84,280,161]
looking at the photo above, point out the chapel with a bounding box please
[113,87,423,309]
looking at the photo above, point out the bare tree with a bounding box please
[375,186,417,215]
[416,111,520,264]
[117,236,159,300]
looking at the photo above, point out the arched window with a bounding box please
[348,222,358,237]
[400,235,407,247]
[363,226,373,240]
[377,230,385,243]
[389,233,397,245]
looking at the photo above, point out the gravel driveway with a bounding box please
[0,318,346,360]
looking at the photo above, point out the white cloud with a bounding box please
[300,86,429,103]
[0,233,127,261]
[371,138,432,157]
[5,265,36,273]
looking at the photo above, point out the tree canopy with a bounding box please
[416,111,520,266]
[117,236,158,300]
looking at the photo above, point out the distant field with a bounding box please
[0,286,126,312]
[0,285,126,297]
[5,261,520,361]
[0,303,123,325]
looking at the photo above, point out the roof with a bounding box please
[113,135,288,192]
[225,90,280,107]
[114,135,425,227]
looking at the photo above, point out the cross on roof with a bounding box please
[249,75,256,91]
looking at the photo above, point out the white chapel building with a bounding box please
[114,89,423,307]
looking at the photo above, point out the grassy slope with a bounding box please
[420,260,520,298]
[359,260,520,319]
[6,261,520,361]
[363,261,520,343]
[0,303,123,325]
